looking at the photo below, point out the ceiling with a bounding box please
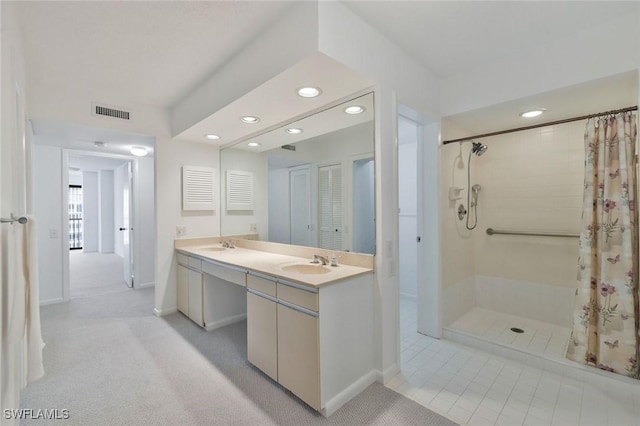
[32,120,155,157]
[230,92,374,153]
[15,1,640,147]
[343,1,639,78]
[176,54,375,147]
[16,1,291,107]
[68,155,128,173]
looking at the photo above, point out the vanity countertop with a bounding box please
[176,244,373,288]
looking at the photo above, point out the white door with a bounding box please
[318,163,342,250]
[352,158,375,254]
[120,162,133,287]
[289,166,311,246]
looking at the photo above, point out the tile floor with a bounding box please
[447,308,571,361]
[387,297,640,426]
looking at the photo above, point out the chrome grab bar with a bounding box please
[486,228,579,238]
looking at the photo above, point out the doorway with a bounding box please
[397,105,441,351]
[67,155,133,298]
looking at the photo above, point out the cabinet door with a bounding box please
[188,268,203,326]
[277,303,320,410]
[247,292,277,380]
[177,264,189,316]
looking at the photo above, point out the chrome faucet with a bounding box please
[221,240,235,248]
[312,254,329,265]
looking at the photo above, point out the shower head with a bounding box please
[471,142,488,156]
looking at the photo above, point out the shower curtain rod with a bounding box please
[442,105,638,145]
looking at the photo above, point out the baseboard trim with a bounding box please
[154,306,178,317]
[374,363,399,384]
[40,297,64,306]
[205,313,247,331]
[321,370,377,417]
[137,282,155,289]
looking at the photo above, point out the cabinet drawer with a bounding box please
[247,274,276,297]
[277,283,318,312]
[188,256,202,271]
[177,253,189,266]
[202,261,246,287]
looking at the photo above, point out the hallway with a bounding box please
[70,251,128,299]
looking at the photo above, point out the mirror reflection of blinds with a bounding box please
[318,164,342,250]
[227,170,254,211]
[182,166,215,211]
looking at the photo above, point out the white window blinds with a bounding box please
[226,170,254,211]
[182,166,215,211]
[318,164,342,250]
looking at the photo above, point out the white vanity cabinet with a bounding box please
[246,273,278,381]
[246,271,373,416]
[177,252,247,330]
[177,254,204,326]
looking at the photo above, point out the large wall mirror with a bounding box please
[220,92,375,254]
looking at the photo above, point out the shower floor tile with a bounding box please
[448,308,571,360]
[395,297,640,426]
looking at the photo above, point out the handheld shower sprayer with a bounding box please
[465,142,488,230]
[471,184,482,207]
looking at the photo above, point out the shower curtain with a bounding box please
[567,112,639,377]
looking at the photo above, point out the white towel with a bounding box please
[5,216,45,383]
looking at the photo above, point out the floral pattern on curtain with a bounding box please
[567,112,639,377]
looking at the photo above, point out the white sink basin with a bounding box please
[281,264,331,275]
[198,246,226,252]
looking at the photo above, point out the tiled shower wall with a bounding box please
[442,120,586,326]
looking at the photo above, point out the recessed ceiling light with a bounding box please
[241,116,260,124]
[130,146,148,157]
[247,142,261,147]
[344,105,365,115]
[520,109,546,118]
[204,133,220,140]
[297,87,322,98]
[286,128,303,134]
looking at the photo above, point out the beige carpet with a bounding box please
[21,288,458,425]
[70,251,129,299]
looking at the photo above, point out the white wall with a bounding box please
[268,168,290,244]
[98,170,114,253]
[82,171,99,252]
[69,171,82,186]
[157,139,220,313]
[33,145,64,303]
[317,1,441,378]
[134,157,155,286]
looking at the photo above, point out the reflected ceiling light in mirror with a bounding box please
[297,87,322,98]
[286,128,303,134]
[130,146,148,157]
[247,142,261,147]
[204,133,220,140]
[344,105,365,115]
[241,116,260,124]
[519,109,546,118]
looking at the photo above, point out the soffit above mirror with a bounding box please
[231,93,374,153]
[174,53,375,146]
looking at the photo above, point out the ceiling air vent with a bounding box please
[92,103,130,120]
